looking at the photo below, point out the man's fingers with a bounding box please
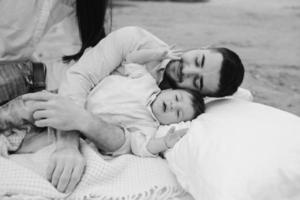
[22,91,55,101]
[57,164,73,193]
[33,110,54,120]
[2,149,8,158]
[46,159,56,181]
[51,162,64,187]
[65,164,85,193]
[167,55,180,60]
[27,101,52,113]
[35,119,56,128]
[0,146,8,158]
[169,44,178,50]
[167,49,182,60]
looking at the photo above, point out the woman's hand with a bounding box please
[23,91,89,131]
[163,126,188,149]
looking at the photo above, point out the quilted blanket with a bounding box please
[0,142,189,200]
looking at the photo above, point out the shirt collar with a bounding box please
[146,91,161,126]
[147,59,171,85]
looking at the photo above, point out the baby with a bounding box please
[0,49,205,157]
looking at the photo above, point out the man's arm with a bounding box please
[78,113,126,152]
[23,91,126,152]
[125,47,181,65]
[59,26,166,106]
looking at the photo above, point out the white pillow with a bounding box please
[204,87,254,104]
[165,99,300,200]
[156,88,253,137]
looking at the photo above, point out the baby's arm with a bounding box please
[146,127,188,154]
[146,137,168,155]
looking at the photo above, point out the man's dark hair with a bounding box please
[63,0,110,63]
[185,89,205,119]
[209,47,245,97]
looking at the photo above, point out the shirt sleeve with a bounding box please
[108,125,158,157]
[123,63,149,79]
[128,126,158,157]
[108,126,132,157]
[58,26,168,106]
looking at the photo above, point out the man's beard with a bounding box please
[159,61,179,89]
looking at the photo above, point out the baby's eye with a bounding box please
[195,57,199,67]
[177,110,180,118]
[175,95,179,102]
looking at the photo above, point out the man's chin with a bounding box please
[166,60,180,82]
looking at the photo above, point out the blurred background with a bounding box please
[110,0,300,116]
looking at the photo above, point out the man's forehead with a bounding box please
[204,48,221,56]
[186,48,219,56]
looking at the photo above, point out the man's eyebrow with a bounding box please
[201,55,205,68]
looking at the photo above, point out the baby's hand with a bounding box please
[163,126,188,149]
[0,135,9,158]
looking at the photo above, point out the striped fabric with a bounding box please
[0,62,32,105]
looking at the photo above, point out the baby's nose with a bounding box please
[172,102,180,110]
[169,101,174,111]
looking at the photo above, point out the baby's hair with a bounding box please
[185,89,205,119]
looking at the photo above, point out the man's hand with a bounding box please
[23,91,88,131]
[47,145,86,193]
[165,44,183,60]
[125,45,182,65]
[163,127,188,149]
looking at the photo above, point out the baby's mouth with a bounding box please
[163,102,167,112]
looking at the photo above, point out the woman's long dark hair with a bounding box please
[63,0,110,63]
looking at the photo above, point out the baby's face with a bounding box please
[151,89,195,125]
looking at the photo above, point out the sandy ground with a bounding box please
[111,0,300,116]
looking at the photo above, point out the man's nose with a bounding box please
[182,66,199,75]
